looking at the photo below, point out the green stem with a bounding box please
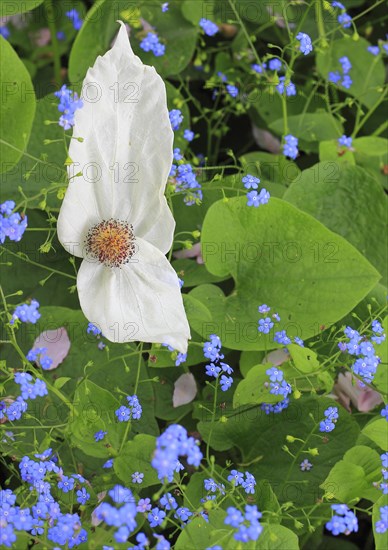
[315,0,328,48]
[118,343,143,454]
[44,0,62,86]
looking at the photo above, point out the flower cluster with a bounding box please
[379,453,388,494]
[296,32,313,55]
[326,504,358,536]
[0,201,27,244]
[169,150,203,206]
[257,305,304,347]
[227,469,257,494]
[0,371,48,422]
[11,299,40,324]
[115,394,142,422]
[338,323,384,384]
[169,109,183,131]
[276,76,296,96]
[27,347,53,370]
[65,9,83,30]
[243,174,270,208]
[224,505,263,543]
[266,366,292,399]
[94,485,137,543]
[328,56,352,89]
[199,18,218,36]
[140,32,165,57]
[151,424,203,481]
[375,505,388,534]
[331,2,352,29]
[54,85,83,130]
[87,322,102,336]
[0,452,88,548]
[283,134,299,159]
[204,334,233,391]
[319,406,339,433]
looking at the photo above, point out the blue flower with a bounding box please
[148,507,166,527]
[300,459,313,471]
[169,109,183,131]
[131,472,144,484]
[338,12,352,28]
[338,135,352,148]
[199,18,218,36]
[204,478,218,492]
[162,2,169,11]
[276,76,296,96]
[268,58,282,71]
[87,322,102,336]
[220,375,233,391]
[226,84,239,98]
[175,506,192,522]
[258,317,274,334]
[341,75,352,89]
[225,506,244,527]
[137,498,152,512]
[205,363,221,377]
[296,32,313,55]
[0,26,10,39]
[324,406,339,421]
[126,395,142,419]
[283,134,299,159]
[108,484,134,504]
[65,9,83,30]
[339,56,352,74]
[103,458,113,468]
[115,405,131,422]
[58,475,74,493]
[242,472,256,494]
[140,32,165,57]
[175,352,187,366]
[242,174,260,189]
[326,504,358,535]
[381,405,388,420]
[76,487,90,505]
[367,45,380,55]
[328,71,342,84]
[183,129,195,141]
[266,367,284,382]
[319,419,335,433]
[252,62,267,73]
[54,84,83,130]
[274,330,291,345]
[294,336,304,347]
[160,492,178,510]
[94,430,107,442]
[228,469,244,486]
[372,320,384,334]
[331,1,345,8]
[0,201,27,243]
[258,304,270,313]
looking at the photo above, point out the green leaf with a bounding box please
[288,345,320,374]
[198,197,380,350]
[0,38,36,173]
[284,163,387,286]
[319,140,355,165]
[233,364,283,408]
[239,151,300,194]
[198,396,359,507]
[353,137,388,191]
[316,37,385,108]
[321,445,381,502]
[373,494,388,550]
[362,419,388,451]
[172,258,226,288]
[0,96,67,207]
[269,112,343,153]
[175,510,227,550]
[70,380,121,458]
[53,377,71,390]
[0,0,44,16]
[114,434,159,488]
[252,524,300,549]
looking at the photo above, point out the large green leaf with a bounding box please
[0,37,36,173]
[283,163,387,286]
[197,197,380,350]
[316,37,385,108]
[353,137,388,191]
[198,396,359,507]
[114,434,160,488]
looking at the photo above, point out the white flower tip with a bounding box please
[114,20,135,57]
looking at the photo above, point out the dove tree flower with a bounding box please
[57,22,190,352]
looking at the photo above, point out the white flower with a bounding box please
[57,22,190,353]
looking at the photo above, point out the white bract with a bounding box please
[57,22,190,353]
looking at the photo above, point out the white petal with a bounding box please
[57,21,175,255]
[76,237,190,352]
[173,373,197,407]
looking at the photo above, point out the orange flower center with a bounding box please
[85,219,135,268]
